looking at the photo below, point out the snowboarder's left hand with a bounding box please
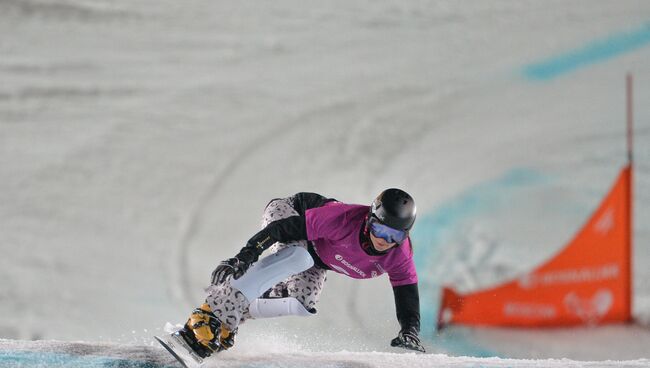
[391,327,425,353]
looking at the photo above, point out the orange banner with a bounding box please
[438,165,632,328]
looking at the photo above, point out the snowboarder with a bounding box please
[163,188,424,363]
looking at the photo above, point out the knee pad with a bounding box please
[248,297,316,319]
[231,246,314,302]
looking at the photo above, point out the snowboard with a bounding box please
[155,333,205,368]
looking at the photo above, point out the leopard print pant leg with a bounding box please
[206,196,327,329]
[261,197,328,311]
[264,262,327,312]
[205,284,248,331]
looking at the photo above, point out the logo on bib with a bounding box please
[334,254,366,277]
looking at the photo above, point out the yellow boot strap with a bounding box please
[188,304,216,345]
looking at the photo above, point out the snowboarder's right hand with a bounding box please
[211,248,258,285]
[211,258,242,284]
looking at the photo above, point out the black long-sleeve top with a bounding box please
[236,192,421,334]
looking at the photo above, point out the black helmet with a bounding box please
[370,188,417,231]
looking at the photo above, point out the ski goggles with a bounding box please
[368,216,408,244]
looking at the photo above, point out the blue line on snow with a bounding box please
[0,351,169,368]
[523,22,650,80]
[411,168,548,357]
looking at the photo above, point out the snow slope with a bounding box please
[1,0,650,366]
[2,340,649,368]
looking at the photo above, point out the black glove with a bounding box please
[210,248,258,285]
[390,327,425,353]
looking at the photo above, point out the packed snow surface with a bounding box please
[1,340,649,368]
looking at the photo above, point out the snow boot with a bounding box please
[184,303,236,355]
[155,303,236,367]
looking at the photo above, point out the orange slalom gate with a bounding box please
[438,165,633,328]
